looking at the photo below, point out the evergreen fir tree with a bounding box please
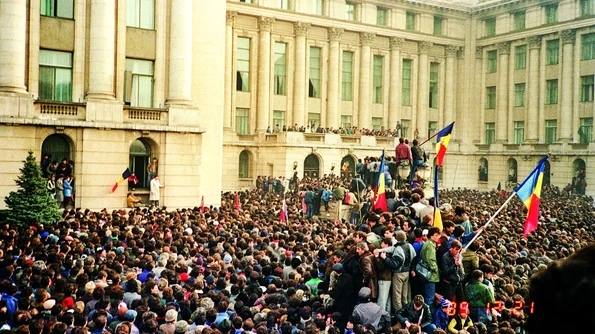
[4,151,61,226]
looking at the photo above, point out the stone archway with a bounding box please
[304,154,320,178]
[340,155,357,179]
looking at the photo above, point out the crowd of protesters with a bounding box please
[265,122,416,139]
[40,154,76,210]
[0,160,593,334]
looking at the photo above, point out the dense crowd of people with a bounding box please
[265,123,414,138]
[0,162,593,334]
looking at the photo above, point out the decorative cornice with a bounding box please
[258,17,275,32]
[526,36,542,49]
[445,45,459,57]
[497,42,510,54]
[560,29,576,44]
[419,42,433,54]
[328,27,344,41]
[294,22,310,37]
[476,46,484,59]
[226,11,237,26]
[360,32,376,46]
[389,37,405,50]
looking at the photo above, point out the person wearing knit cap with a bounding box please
[351,287,390,330]
[174,320,189,334]
[433,298,453,330]
[161,309,178,334]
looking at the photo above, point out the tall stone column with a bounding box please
[293,22,310,127]
[0,0,27,93]
[559,29,575,142]
[388,37,404,130]
[496,42,510,143]
[326,28,343,129]
[256,17,274,132]
[223,11,237,129]
[526,36,541,143]
[416,42,432,141]
[476,47,485,143]
[444,45,458,125]
[87,0,116,99]
[358,32,375,129]
[166,0,193,105]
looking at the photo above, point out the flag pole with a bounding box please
[462,191,518,250]
[419,131,440,147]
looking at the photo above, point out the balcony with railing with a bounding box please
[123,106,168,125]
[35,101,86,121]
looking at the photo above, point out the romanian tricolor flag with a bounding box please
[435,122,455,167]
[433,167,443,230]
[515,156,548,238]
[111,168,132,193]
[373,151,388,212]
[342,161,349,173]
[280,194,288,223]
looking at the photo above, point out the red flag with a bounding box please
[111,168,131,193]
[235,193,241,211]
[200,196,204,213]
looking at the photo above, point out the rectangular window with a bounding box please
[309,47,321,98]
[545,79,558,104]
[235,108,249,134]
[429,62,439,108]
[486,86,496,109]
[515,45,526,70]
[402,59,412,106]
[513,11,526,31]
[342,51,353,101]
[433,16,443,36]
[580,0,595,16]
[308,113,321,128]
[346,2,356,21]
[126,0,154,29]
[582,33,595,60]
[514,83,526,107]
[546,39,559,65]
[372,117,383,131]
[545,119,557,144]
[485,123,495,144]
[274,42,287,96]
[278,0,289,10]
[487,50,497,73]
[41,0,74,19]
[273,110,286,129]
[239,152,249,178]
[239,0,252,3]
[485,18,496,37]
[341,115,352,128]
[544,4,558,24]
[514,121,525,144]
[401,119,410,138]
[579,117,593,143]
[406,12,416,31]
[377,7,387,26]
[428,121,437,140]
[39,49,73,102]
[313,0,324,15]
[373,55,384,104]
[581,75,594,102]
[125,58,154,108]
[236,37,250,92]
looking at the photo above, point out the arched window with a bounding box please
[507,158,518,183]
[129,139,151,188]
[340,155,357,179]
[42,134,71,164]
[304,154,320,178]
[479,158,488,182]
[239,150,251,178]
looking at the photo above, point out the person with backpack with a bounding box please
[375,230,416,312]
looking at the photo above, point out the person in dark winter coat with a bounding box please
[329,264,357,331]
[439,239,465,302]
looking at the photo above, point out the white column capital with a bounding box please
[294,21,310,37]
[475,46,483,59]
[226,11,237,26]
[328,27,344,41]
[389,37,405,50]
[258,17,275,32]
[445,45,458,57]
[527,36,542,49]
[360,32,376,46]
[419,42,432,54]
[497,42,511,55]
[560,29,576,44]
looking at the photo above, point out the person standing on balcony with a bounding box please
[150,175,161,207]
[409,139,426,186]
[147,157,158,187]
